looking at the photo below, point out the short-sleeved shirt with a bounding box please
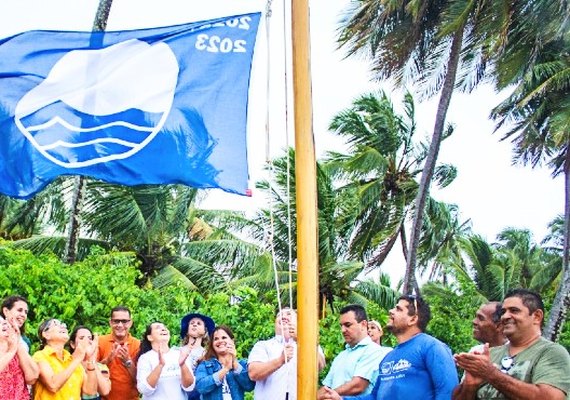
[322,336,386,395]
[0,353,30,400]
[476,337,570,399]
[33,346,84,400]
[368,333,458,400]
[98,333,140,400]
[136,347,195,400]
[248,335,326,400]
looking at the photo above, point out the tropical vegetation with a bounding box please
[0,0,568,386]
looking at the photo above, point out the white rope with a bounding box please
[282,0,294,313]
[263,0,286,324]
[263,0,294,315]
[262,0,295,386]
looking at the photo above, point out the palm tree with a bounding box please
[491,37,570,340]
[325,91,456,278]
[337,0,563,294]
[453,229,561,301]
[14,182,261,294]
[64,0,115,264]
[249,148,377,314]
[337,0,483,293]
[417,200,471,283]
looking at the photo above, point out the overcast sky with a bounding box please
[1,0,561,283]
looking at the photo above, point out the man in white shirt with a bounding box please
[248,307,325,400]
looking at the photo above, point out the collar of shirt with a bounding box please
[275,335,295,345]
[44,345,72,361]
[345,335,373,351]
[110,333,133,344]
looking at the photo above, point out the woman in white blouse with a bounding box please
[136,321,195,400]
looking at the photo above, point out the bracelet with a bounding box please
[87,367,96,371]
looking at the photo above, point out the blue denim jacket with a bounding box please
[195,358,255,400]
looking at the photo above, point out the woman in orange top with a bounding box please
[32,319,98,400]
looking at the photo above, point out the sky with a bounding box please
[0,0,562,283]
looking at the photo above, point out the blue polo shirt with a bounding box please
[323,336,389,395]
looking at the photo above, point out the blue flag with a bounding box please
[0,13,261,199]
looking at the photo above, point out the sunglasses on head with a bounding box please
[406,295,419,315]
[43,319,67,332]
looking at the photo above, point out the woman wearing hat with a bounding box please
[180,312,215,367]
[180,312,215,400]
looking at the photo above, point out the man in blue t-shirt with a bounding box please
[320,295,458,400]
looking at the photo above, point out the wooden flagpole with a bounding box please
[291,0,319,398]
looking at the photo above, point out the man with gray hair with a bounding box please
[248,307,325,400]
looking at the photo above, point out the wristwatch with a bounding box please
[123,359,133,368]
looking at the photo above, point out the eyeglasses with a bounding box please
[43,319,67,332]
[111,319,131,325]
[500,356,515,373]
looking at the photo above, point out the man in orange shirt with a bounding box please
[98,306,140,400]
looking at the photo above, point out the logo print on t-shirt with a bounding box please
[381,359,412,375]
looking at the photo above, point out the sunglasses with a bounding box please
[500,356,515,373]
[407,295,419,315]
[43,319,67,332]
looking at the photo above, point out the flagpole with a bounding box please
[291,0,319,399]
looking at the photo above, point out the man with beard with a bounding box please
[319,295,457,400]
[317,304,389,399]
[453,289,570,400]
[98,306,140,400]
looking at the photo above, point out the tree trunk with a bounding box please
[63,0,114,264]
[93,0,114,31]
[400,223,409,262]
[544,145,570,341]
[403,27,465,294]
[63,176,86,264]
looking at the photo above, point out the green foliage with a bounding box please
[0,244,349,361]
[422,280,482,355]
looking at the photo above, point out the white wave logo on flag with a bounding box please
[14,39,178,168]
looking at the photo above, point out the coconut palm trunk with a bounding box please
[63,0,114,264]
[544,146,570,341]
[403,27,465,294]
